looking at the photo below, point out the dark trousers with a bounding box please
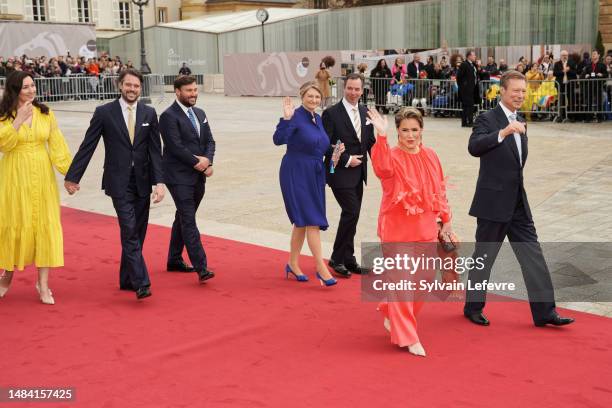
[559,83,569,119]
[373,83,389,113]
[167,182,207,271]
[460,92,475,126]
[464,193,556,324]
[111,173,151,290]
[330,183,363,266]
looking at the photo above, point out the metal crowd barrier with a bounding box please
[479,79,561,121]
[329,77,608,123]
[563,78,612,122]
[144,74,165,103]
[329,79,342,107]
[331,77,463,117]
[33,74,91,102]
[0,73,199,104]
[162,74,204,86]
[27,74,165,103]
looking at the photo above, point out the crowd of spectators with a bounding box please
[363,49,612,121]
[0,52,135,78]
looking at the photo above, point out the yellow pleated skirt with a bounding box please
[0,108,72,271]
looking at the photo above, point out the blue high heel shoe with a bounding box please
[285,264,308,282]
[316,272,337,287]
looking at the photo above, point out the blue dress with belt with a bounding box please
[273,106,331,230]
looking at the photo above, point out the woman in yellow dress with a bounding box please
[0,71,72,304]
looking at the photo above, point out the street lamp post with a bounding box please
[256,9,269,53]
[132,0,151,103]
[261,22,265,52]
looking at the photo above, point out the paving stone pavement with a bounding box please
[46,94,612,317]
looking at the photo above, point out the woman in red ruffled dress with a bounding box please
[368,107,458,357]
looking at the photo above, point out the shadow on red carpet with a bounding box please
[1,207,611,407]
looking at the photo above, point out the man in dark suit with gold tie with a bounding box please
[159,75,216,284]
[65,69,165,300]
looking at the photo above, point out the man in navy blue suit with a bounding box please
[64,69,165,300]
[159,75,216,284]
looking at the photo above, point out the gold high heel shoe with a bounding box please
[35,282,55,305]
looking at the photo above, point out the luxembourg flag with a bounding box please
[538,95,555,108]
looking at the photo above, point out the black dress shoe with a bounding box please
[136,287,151,299]
[345,263,370,275]
[464,312,490,326]
[328,260,351,278]
[167,261,196,273]
[535,313,574,327]
[197,268,215,283]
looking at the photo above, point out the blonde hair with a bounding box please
[395,107,424,129]
[299,81,322,99]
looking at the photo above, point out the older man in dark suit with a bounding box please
[553,50,578,121]
[65,69,164,300]
[407,53,425,79]
[159,75,216,284]
[463,70,574,328]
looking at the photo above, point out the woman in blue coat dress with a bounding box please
[273,81,344,286]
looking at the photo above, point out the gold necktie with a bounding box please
[127,105,135,144]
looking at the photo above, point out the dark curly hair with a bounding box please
[0,71,49,121]
[449,54,463,68]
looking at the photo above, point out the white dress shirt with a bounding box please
[341,97,361,167]
[176,99,200,135]
[498,101,522,166]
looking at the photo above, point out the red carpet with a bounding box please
[1,207,611,408]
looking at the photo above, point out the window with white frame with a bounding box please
[32,0,47,21]
[77,0,91,23]
[118,0,131,28]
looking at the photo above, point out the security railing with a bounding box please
[563,78,612,122]
[331,77,467,117]
[328,77,596,122]
[162,74,204,86]
[0,74,166,103]
[479,79,561,121]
